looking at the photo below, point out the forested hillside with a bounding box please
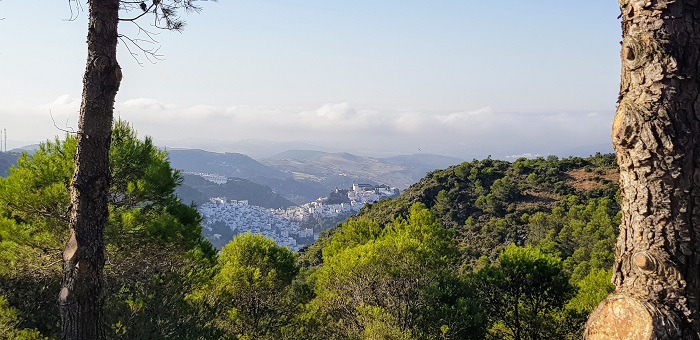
[0,124,619,339]
[299,153,620,338]
[0,122,218,338]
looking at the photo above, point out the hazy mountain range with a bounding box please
[2,143,616,210]
[2,147,462,205]
[168,149,463,204]
[0,152,21,176]
[157,138,614,161]
[261,150,461,191]
[176,173,296,208]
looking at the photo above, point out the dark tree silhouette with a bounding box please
[59,1,209,338]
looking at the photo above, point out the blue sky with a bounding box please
[0,1,621,159]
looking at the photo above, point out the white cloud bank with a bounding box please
[2,97,614,159]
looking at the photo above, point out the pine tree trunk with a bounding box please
[585,1,700,339]
[58,0,121,339]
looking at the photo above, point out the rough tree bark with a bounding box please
[58,0,121,339]
[585,1,700,339]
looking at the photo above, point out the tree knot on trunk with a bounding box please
[623,38,646,70]
[92,55,110,72]
[91,18,104,34]
[59,287,72,304]
[633,252,657,271]
[76,259,92,274]
[115,65,122,84]
[64,233,79,262]
[613,103,640,148]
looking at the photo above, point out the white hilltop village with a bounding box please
[197,180,400,251]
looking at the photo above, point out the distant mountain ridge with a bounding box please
[160,139,338,159]
[168,149,290,180]
[176,173,295,209]
[261,149,463,190]
[5,145,465,205]
[266,150,363,162]
[167,149,329,203]
[0,152,21,177]
[168,148,462,204]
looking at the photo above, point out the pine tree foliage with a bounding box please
[0,125,620,339]
[0,121,216,339]
[299,153,619,338]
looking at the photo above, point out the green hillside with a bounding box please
[0,123,620,339]
[304,153,618,262]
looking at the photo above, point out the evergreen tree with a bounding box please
[471,245,574,340]
[61,2,211,337]
[308,204,485,339]
[190,232,303,339]
[0,122,216,339]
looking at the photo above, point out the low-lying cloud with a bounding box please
[3,96,614,159]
